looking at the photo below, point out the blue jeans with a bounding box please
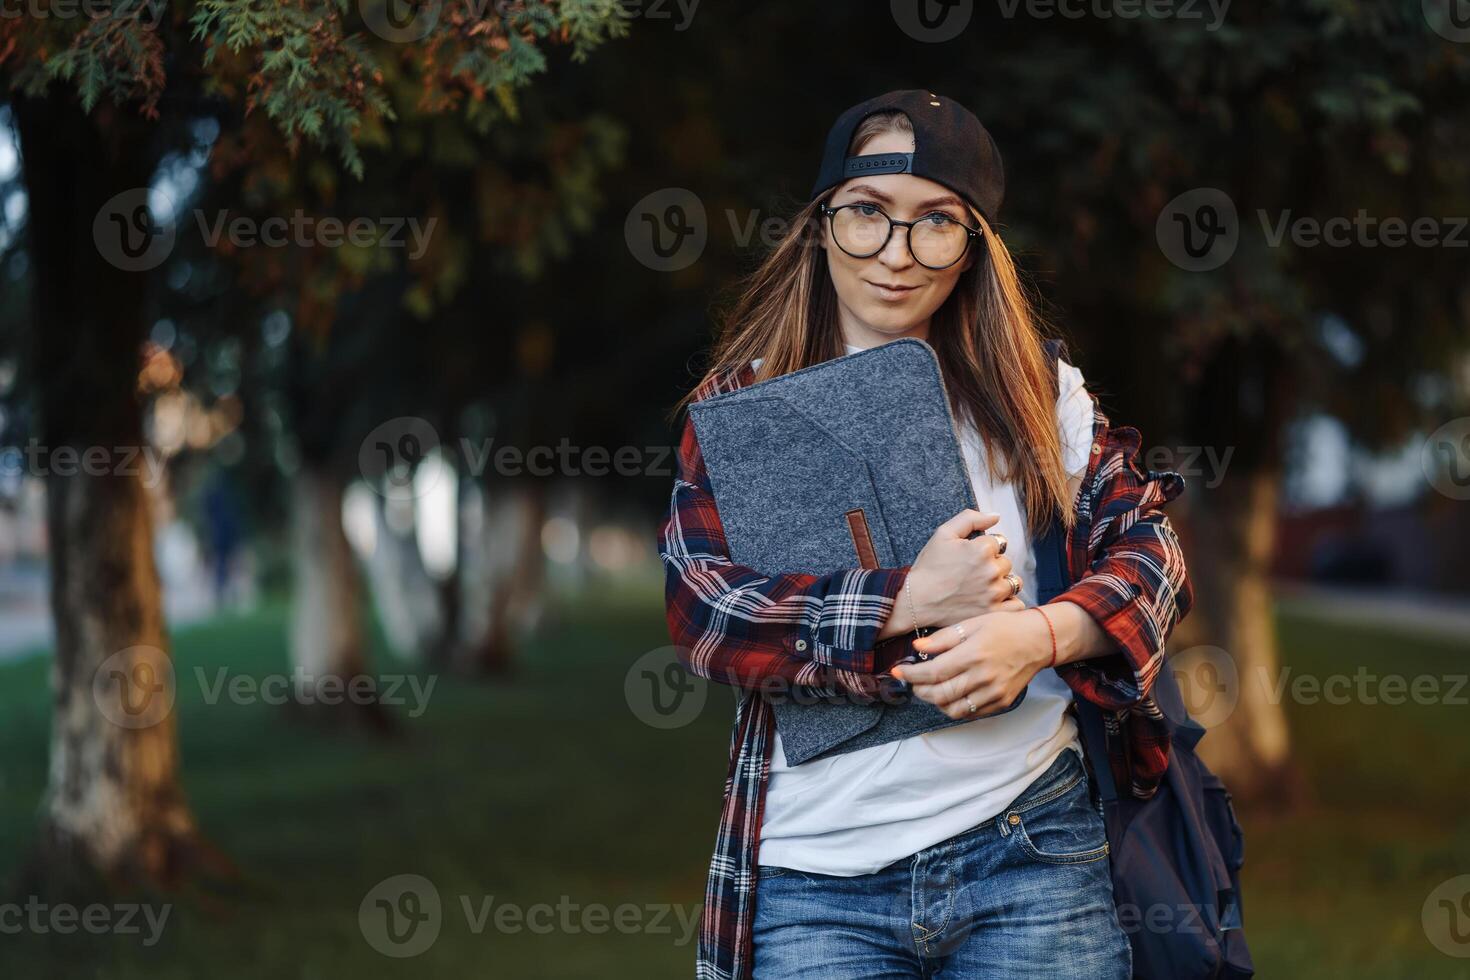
[752,747,1131,978]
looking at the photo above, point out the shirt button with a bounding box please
[1007,813,1021,826]
[1091,441,1102,455]
[794,639,808,652]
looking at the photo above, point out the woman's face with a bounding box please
[821,129,980,349]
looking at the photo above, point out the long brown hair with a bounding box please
[672,110,1079,534]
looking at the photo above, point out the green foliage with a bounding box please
[1,0,628,178]
[193,0,394,178]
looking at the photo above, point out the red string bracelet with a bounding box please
[1032,606,1058,669]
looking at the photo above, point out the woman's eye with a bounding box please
[855,204,881,217]
[921,213,954,226]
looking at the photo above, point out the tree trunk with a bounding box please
[11,91,229,894]
[1170,466,1304,808]
[287,466,392,732]
[463,481,547,676]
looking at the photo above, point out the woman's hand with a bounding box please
[890,608,1053,719]
[904,509,1025,626]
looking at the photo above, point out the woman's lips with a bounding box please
[865,280,921,300]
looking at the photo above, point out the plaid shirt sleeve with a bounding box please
[659,410,916,701]
[1046,408,1193,711]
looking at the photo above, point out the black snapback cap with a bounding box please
[810,89,1005,224]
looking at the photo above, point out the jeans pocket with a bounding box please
[756,864,791,879]
[1006,768,1111,866]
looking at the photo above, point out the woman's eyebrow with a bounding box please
[836,185,966,212]
[915,194,965,211]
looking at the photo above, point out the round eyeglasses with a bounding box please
[819,201,982,270]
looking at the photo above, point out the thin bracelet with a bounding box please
[1032,606,1058,669]
[903,576,930,657]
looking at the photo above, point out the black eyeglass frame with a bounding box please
[818,201,984,270]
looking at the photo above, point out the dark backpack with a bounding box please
[1034,339,1253,980]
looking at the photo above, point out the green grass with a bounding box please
[1,580,1467,978]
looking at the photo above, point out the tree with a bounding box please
[1,0,627,890]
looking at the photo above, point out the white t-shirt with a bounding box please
[752,341,1096,877]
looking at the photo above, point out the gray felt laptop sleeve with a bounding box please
[687,338,1027,766]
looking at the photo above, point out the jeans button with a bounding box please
[1007,813,1021,826]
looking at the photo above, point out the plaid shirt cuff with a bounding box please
[1046,577,1149,708]
[778,565,911,674]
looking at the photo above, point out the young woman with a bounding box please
[659,90,1193,979]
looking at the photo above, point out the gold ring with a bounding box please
[964,694,978,714]
[990,532,1008,556]
[1005,573,1022,598]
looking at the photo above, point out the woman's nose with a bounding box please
[879,224,915,269]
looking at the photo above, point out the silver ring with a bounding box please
[953,623,967,641]
[1004,573,1022,599]
[990,532,1008,556]
[964,694,978,714]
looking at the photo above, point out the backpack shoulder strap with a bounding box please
[1034,336,1118,804]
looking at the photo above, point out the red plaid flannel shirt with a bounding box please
[658,360,1193,980]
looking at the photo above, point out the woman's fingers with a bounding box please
[910,624,965,659]
[892,643,972,685]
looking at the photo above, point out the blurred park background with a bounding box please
[2,1,1470,977]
